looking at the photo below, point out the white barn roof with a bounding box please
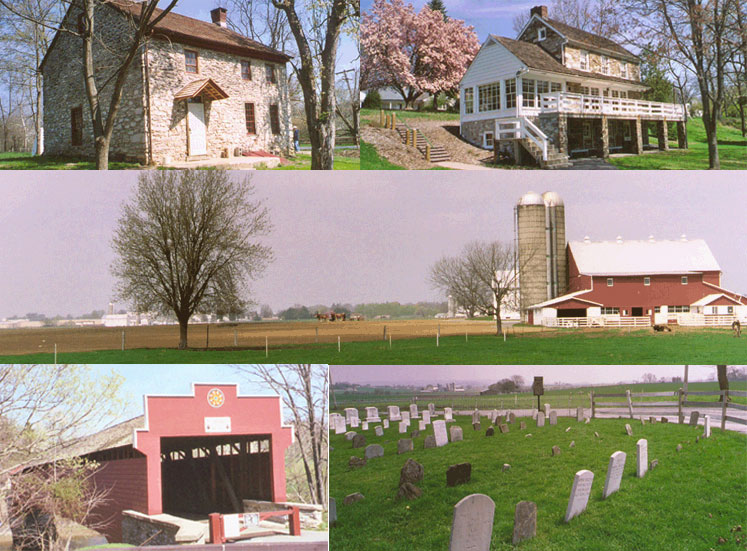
[569,238,720,275]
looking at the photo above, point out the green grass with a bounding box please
[361,108,460,122]
[272,151,360,170]
[360,141,405,169]
[330,416,747,550]
[608,118,746,170]
[0,152,142,170]
[4,329,746,364]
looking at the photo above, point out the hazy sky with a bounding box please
[330,364,725,386]
[0,171,745,317]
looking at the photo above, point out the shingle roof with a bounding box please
[492,36,645,87]
[543,17,638,61]
[568,238,721,276]
[174,78,229,101]
[59,416,143,460]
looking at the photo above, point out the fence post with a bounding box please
[315,326,319,344]
[391,112,396,128]
[289,506,301,536]
[54,343,57,365]
[626,389,634,418]
[265,336,268,358]
[338,336,341,352]
[380,109,385,126]
[121,330,125,351]
[721,389,728,431]
[677,388,684,424]
[590,391,595,419]
[208,513,223,544]
[234,329,238,347]
[426,144,431,161]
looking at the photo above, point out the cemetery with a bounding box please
[329,403,746,550]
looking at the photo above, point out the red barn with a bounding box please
[62,383,293,541]
[528,237,746,326]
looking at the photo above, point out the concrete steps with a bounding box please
[520,138,571,169]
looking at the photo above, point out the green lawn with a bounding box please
[608,118,746,170]
[361,141,405,169]
[273,151,360,170]
[330,416,747,550]
[4,329,745,364]
[361,107,460,122]
[0,152,141,170]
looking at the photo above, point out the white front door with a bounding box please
[188,102,207,156]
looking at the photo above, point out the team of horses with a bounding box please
[314,312,364,322]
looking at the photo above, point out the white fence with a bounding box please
[540,92,685,120]
[543,316,651,328]
[675,314,737,326]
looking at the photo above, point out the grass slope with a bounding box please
[273,151,361,170]
[330,416,747,551]
[0,152,141,170]
[361,141,405,169]
[608,119,746,170]
[5,330,744,364]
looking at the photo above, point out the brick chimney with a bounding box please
[530,5,548,18]
[211,7,228,28]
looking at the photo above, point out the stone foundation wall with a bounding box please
[147,39,291,164]
[42,3,148,162]
[460,119,495,148]
[536,113,561,149]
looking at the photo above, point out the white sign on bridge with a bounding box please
[205,417,232,433]
[223,513,261,538]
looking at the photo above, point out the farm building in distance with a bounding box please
[515,191,747,327]
[25,383,294,544]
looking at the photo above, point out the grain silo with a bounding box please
[515,191,567,320]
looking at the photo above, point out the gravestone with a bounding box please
[640,416,646,425]
[433,420,449,447]
[335,415,346,434]
[508,412,516,424]
[446,463,472,487]
[450,426,463,442]
[472,410,480,424]
[636,439,648,478]
[486,426,494,437]
[348,456,366,468]
[429,403,436,415]
[383,419,389,429]
[602,451,626,499]
[544,404,551,416]
[703,415,711,438]
[387,405,401,421]
[444,408,453,421]
[519,421,527,430]
[350,418,359,428]
[689,411,700,426]
[344,431,356,441]
[362,421,369,431]
[449,494,494,551]
[399,421,408,433]
[400,458,424,485]
[661,417,669,423]
[402,411,411,423]
[397,482,422,500]
[365,444,384,459]
[649,416,657,424]
[564,470,594,522]
[330,497,337,525]
[473,422,481,431]
[552,445,561,456]
[375,426,383,437]
[649,459,658,470]
[411,430,421,438]
[352,434,366,448]
[625,424,633,436]
[344,407,359,425]
[422,411,431,425]
[398,438,414,454]
[512,501,537,544]
[343,492,364,505]
[424,435,436,448]
[410,404,420,419]
[490,410,499,424]
[584,417,590,424]
[499,424,509,434]
[495,415,504,425]
[532,410,538,420]
[537,412,546,427]
[418,420,426,431]
[365,407,381,422]
[549,411,557,425]
[577,407,584,422]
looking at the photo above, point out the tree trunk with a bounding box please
[95,137,109,170]
[178,319,189,349]
[494,305,502,335]
[717,364,728,402]
[308,123,335,169]
[704,118,720,169]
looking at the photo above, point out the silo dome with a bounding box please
[542,191,564,206]
[518,191,544,206]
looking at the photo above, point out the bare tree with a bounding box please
[429,255,483,318]
[336,67,360,146]
[233,364,328,506]
[111,171,274,350]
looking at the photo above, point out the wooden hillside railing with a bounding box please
[591,388,747,431]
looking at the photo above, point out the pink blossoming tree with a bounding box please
[361,0,480,108]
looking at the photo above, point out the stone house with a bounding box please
[40,1,292,165]
[459,5,687,168]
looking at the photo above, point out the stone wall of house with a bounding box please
[461,119,496,147]
[535,113,564,150]
[520,18,564,61]
[42,3,148,162]
[146,39,291,164]
[564,46,641,82]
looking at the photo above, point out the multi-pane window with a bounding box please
[538,27,546,40]
[478,82,500,112]
[654,306,661,313]
[607,277,614,287]
[580,50,589,71]
[619,90,627,98]
[522,78,536,107]
[505,78,516,108]
[681,276,688,285]
[644,277,651,286]
[668,305,690,313]
[464,88,474,114]
[601,307,619,315]
[590,87,600,96]
[611,90,620,98]
[245,103,256,134]
[537,80,550,95]
[602,56,609,74]
[185,50,198,73]
[483,132,494,148]
[265,63,276,84]
[728,306,734,314]
[550,82,562,92]
[71,106,83,146]
[269,104,280,135]
[241,60,252,80]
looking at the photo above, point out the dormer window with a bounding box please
[580,50,589,71]
[538,27,546,41]
[602,56,609,75]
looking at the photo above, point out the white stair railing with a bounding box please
[496,118,549,161]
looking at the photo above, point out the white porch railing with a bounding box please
[543,316,651,328]
[496,117,549,161]
[675,314,737,326]
[540,92,685,120]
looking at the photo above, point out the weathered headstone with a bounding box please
[689,411,700,426]
[519,421,527,430]
[661,417,669,423]
[418,420,426,431]
[398,438,414,454]
[594,431,600,438]
[375,425,383,437]
[640,416,646,425]
[584,417,590,424]
[544,403,551,416]
[334,415,346,434]
[348,456,366,468]
[625,424,633,436]
[330,497,337,525]
[512,501,537,544]
[343,492,364,505]
[564,470,594,522]
[602,451,626,499]
[411,429,421,439]
[361,421,369,431]
[472,410,480,424]
[490,410,499,424]
[344,407,359,425]
[410,404,420,419]
[399,421,408,433]
[422,411,431,425]
[449,494,494,551]
[365,406,381,422]
[402,411,411,423]
[552,445,561,456]
[433,420,449,447]
[424,435,436,448]
[400,458,424,485]
[537,412,546,427]
[350,418,359,428]
[473,422,481,431]
[486,426,494,437]
[450,426,463,442]
[365,444,384,459]
[508,412,516,424]
[446,463,472,487]
[549,411,557,425]
[499,424,509,434]
[344,431,356,441]
[495,415,504,425]
[444,407,453,421]
[352,434,366,448]
[649,459,658,470]
[383,419,389,429]
[636,439,648,478]
[397,482,422,500]
[577,407,584,422]
[428,403,436,415]
[565,427,572,432]
[649,416,657,424]
[703,415,711,438]
[387,405,401,421]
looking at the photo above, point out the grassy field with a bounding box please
[361,108,460,122]
[0,152,141,170]
[360,141,405,169]
[330,415,747,550]
[273,151,360,170]
[1,322,745,363]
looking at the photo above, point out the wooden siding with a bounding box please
[90,458,149,542]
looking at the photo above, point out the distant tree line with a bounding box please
[480,375,526,395]
[275,301,448,320]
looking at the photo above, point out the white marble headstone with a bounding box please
[549,411,557,425]
[433,420,448,447]
[344,408,359,424]
[410,404,420,419]
[402,411,411,423]
[422,411,431,425]
[564,469,594,522]
[362,421,369,430]
[636,439,648,478]
[576,407,584,422]
[375,425,383,437]
[449,494,495,551]
[703,415,711,437]
[365,407,381,422]
[544,403,551,416]
[472,410,480,424]
[335,415,346,434]
[428,403,436,415]
[383,419,389,429]
[350,418,359,428]
[603,451,626,499]
[387,405,401,421]
[444,408,453,421]
[418,420,426,431]
[399,421,408,433]
[537,412,545,427]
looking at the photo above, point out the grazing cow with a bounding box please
[315,312,329,322]
[733,320,741,337]
[653,324,672,332]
